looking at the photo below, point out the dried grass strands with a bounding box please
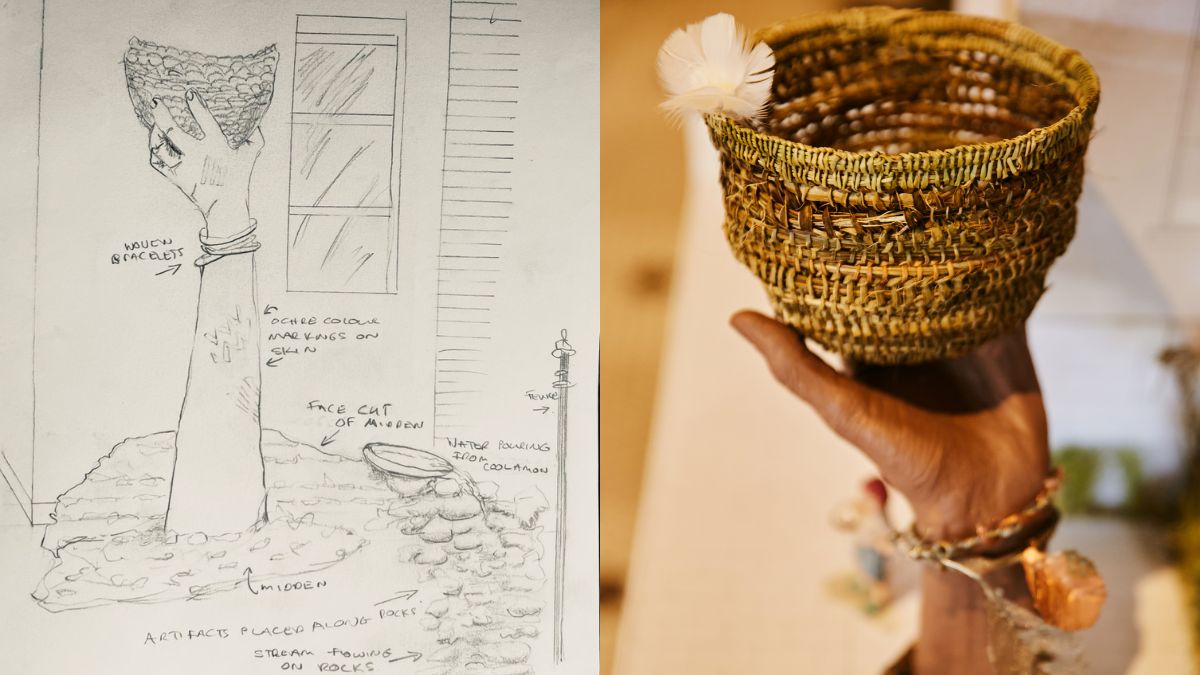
[709,7,1098,363]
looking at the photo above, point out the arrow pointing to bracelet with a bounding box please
[156,264,182,276]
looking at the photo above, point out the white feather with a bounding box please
[657,13,775,122]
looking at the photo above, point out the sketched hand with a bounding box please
[148,90,264,223]
[731,311,1050,540]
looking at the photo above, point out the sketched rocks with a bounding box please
[41,432,173,552]
[34,430,371,612]
[376,471,548,675]
[418,518,456,544]
[34,431,553,673]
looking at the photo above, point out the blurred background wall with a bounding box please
[601,1,846,670]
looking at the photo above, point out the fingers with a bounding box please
[186,90,222,141]
[147,126,181,176]
[149,99,190,162]
[730,310,932,481]
[730,311,841,401]
[149,98,177,136]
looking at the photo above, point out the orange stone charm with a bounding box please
[1021,548,1106,631]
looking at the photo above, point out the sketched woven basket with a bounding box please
[709,8,1099,364]
[124,38,278,148]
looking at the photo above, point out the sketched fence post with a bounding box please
[551,329,575,664]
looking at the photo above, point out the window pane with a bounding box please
[288,215,391,293]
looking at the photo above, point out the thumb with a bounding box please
[730,310,933,482]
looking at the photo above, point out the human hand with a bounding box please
[148,91,264,234]
[731,311,1050,541]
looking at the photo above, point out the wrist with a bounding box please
[917,467,1054,542]
[915,500,1028,542]
[901,470,1062,563]
[201,198,252,238]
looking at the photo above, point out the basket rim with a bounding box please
[124,37,279,66]
[707,7,1100,191]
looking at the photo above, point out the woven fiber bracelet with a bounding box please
[892,467,1064,563]
[195,219,261,267]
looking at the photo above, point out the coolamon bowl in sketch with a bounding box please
[124,38,278,147]
[364,443,456,479]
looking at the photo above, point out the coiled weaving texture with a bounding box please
[709,8,1099,363]
[125,38,278,148]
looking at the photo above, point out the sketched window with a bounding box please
[287,15,405,294]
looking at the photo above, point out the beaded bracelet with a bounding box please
[891,467,1063,563]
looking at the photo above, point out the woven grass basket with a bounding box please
[709,7,1099,364]
[124,38,278,148]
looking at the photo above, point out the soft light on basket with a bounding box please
[708,8,1099,364]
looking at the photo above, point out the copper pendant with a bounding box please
[1020,547,1106,631]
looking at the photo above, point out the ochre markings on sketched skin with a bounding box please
[235,376,261,422]
[201,307,254,361]
[201,156,227,187]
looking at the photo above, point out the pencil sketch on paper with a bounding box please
[126,37,278,540]
[551,329,575,663]
[32,36,374,610]
[1,0,598,669]
[432,0,521,433]
[35,434,552,664]
[287,15,407,295]
[364,444,549,671]
[36,43,555,669]
[37,429,550,669]
[31,39,559,675]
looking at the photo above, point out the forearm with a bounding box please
[170,206,264,534]
[180,200,259,419]
[910,483,1056,674]
[731,315,1058,674]
[915,563,1029,675]
[148,99,268,534]
[178,252,260,423]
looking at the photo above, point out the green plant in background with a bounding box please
[1051,445,1156,516]
[1116,448,1146,517]
[1160,344,1200,666]
[1180,517,1200,667]
[1053,446,1101,515]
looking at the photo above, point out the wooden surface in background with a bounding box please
[599,2,840,672]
